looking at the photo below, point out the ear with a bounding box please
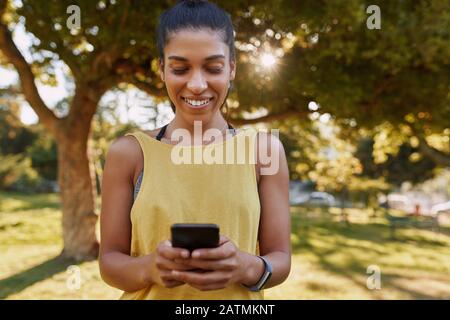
[229,59,236,81]
[158,58,165,82]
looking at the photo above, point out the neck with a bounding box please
[168,114,229,136]
[163,114,232,146]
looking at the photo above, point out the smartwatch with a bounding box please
[243,255,273,292]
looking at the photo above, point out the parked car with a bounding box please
[290,191,336,207]
[307,192,336,207]
[289,193,310,206]
[431,201,450,216]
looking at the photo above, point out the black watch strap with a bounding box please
[243,256,273,292]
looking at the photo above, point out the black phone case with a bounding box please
[171,223,220,251]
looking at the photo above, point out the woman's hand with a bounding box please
[148,240,195,288]
[170,235,248,291]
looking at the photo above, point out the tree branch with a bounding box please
[130,79,166,99]
[405,123,450,167]
[65,82,106,131]
[0,13,58,134]
[100,57,167,98]
[229,108,310,125]
[417,135,450,167]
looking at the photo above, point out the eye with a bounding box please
[172,68,188,75]
[208,68,223,74]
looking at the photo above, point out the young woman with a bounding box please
[99,0,291,300]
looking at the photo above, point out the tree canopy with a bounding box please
[1,0,449,260]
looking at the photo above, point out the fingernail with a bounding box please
[181,251,189,258]
[192,252,200,258]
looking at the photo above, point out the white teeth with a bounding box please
[183,98,211,106]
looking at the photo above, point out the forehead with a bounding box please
[164,28,229,62]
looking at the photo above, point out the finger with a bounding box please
[219,235,229,245]
[173,258,235,271]
[158,241,190,260]
[191,241,234,260]
[171,270,231,286]
[163,280,185,288]
[160,270,185,288]
[156,256,196,271]
[159,270,185,287]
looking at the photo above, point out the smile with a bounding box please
[182,97,213,108]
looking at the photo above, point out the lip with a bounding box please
[182,97,214,109]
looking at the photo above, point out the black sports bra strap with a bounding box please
[228,123,236,135]
[156,122,235,141]
[156,124,168,141]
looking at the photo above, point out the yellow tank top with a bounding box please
[120,127,263,300]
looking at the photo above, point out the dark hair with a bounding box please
[156,0,236,63]
[156,0,236,117]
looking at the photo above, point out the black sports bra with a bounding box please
[155,122,235,141]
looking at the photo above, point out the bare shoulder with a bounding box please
[105,134,145,181]
[107,135,140,161]
[255,130,286,159]
[106,129,162,184]
[255,130,288,178]
[255,130,284,145]
[109,128,160,154]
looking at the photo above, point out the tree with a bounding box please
[1,0,449,260]
[0,87,58,190]
[276,117,322,181]
[229,0,450,165]
[25,124,58,181]
[355,137,436,188]
[0,0,169,260]
[0,86,36,154]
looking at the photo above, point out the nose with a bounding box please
[186,70,207,93]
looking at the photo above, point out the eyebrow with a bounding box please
[168,54,226,62]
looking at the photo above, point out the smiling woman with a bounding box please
[99,0,291,300]
[161,29,234,123]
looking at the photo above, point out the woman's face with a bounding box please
[159,28,236,124]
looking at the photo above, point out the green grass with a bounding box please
[1,191,450,299]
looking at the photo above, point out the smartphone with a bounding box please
[171,223,220,252]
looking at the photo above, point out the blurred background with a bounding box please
[0,0,449,299]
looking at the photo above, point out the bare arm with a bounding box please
[242,131,291,288]
[99,136,192,292]
[98,136,152,292]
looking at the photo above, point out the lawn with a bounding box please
[1,191,449,300]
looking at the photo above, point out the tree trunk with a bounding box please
[55,91,101,262]
[1,11,107,261]
[56,128,99,261]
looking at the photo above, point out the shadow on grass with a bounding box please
[292,214,448,249]
[7,202,61,212]
[0,192,61,212]
[436,225,450,236]
[0,255,78,299]
[290,213,449,299]
[380,273,449,300]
